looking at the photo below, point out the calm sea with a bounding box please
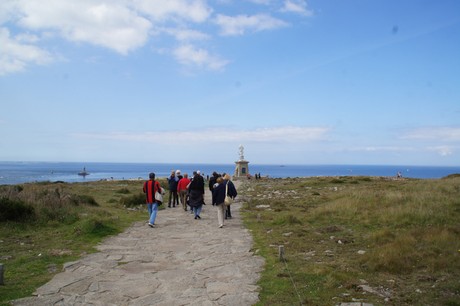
[0,161,459,185]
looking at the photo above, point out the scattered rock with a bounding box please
[320,225,342,233]
[337,303,374,306]
[357,284,392,298]
[256,204,270,209]
[50,249,73,256]
[47,264,58,273]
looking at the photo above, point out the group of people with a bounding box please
[143,170,237,228]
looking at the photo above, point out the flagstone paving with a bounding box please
[13,182,264,306]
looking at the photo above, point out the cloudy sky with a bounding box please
[1,0,459,166]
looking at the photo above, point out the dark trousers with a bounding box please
[225,205,232,219]
[168,191,179,207]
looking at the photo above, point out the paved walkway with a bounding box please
[13,182,264,306]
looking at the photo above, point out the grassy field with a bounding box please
[240,175,460,305]
[1,176,459,305]
[0,179,168,305]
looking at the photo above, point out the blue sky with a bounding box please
[1,0,459,166]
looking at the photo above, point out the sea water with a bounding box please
[0,161,459,185]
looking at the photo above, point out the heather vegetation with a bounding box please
[241,176,460,305]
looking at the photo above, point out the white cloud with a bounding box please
[173,44,228,71]
[214,13,288,36]
[428,146,454,156]
[280,0,313,16]
[0,27,54,75]
[402,127,460,142]
[0,0,309,74]
[361,146,414,152]
[13,0,152,55]
[133,0,212,23]
[74,126,330,144]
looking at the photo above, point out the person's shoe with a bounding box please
[148,223,154,228]
[197,215,201,219]
[194,216,197,220]
[219,224,223,228]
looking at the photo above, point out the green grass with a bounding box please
[241,176,460,305]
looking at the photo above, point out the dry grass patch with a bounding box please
[242,176,460,306]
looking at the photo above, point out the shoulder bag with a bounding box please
[154,182,164,204]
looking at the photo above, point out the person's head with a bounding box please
[216,177,224,184]
[197,170,201,175]
[224,174,231,181]
[149,172,155,180]
[212,171,218,177]
[171,170,175,176]
[183,173,188,178]
[175,170,181,176]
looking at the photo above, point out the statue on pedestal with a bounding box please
[234,145,249,178]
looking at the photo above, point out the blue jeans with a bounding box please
[147,202,158,224]
[193,205,202,218]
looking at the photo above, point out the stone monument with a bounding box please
[234,145,250,178]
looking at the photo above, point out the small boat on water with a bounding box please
[78,167,89,176]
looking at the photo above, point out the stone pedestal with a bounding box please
[234,160,250,178]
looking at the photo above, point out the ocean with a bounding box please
[1,161,459,185]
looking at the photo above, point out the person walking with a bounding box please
[212,177,226,228]
[223,174,237,219]
[167,170,180,208]
[143,172,162,228]
[208,171,219,201]
[188,171,205,219]
[177,173,191,211]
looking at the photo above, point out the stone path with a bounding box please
[13,182,264,306]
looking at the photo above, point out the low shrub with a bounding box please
[116,188,131,194]
[80,218,117,236]
[120,193,145,207]
[69,194,98,206]
[0,197,35,222]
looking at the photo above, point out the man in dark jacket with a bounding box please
[208,172,219,202]
[188,171,205,219]
[167,170,180,207]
